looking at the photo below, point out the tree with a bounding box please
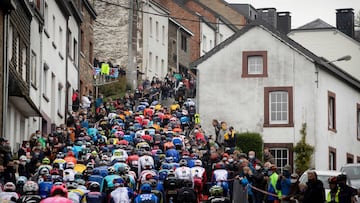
[293,123,314,175]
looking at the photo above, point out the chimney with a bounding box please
[257,8,277,28]
[277,12,291,35]
[336,8,355,38]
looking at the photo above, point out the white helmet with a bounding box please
[4,182,16,191]
[66,162,75,169]
[23,181,39,193]
[194,159,202,167]
[108,166,116,174]
[66,181,78,189]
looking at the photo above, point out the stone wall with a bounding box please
[0,9,4,136]
[93,0,129,66]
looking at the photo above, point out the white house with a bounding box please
[288,18,360,81]
[142,0,169,79]
[41,0,71,131]
[191,21,360,171]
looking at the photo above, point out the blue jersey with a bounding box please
[89,175,104,185]
[166,149,180,163]
[84,191,106,203]
[101,174,121,192]
[39,181,53,198]
[134,193,159,203]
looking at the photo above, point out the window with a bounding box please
[156,21,159,41]
[81,30,85,53]
[329,147,336,170]
[149,52,152,70]
[68,30,72,58]
[264,87,293,127]
[89,41,93,63]
[328,91,336,132]
[43,65,48,98]
[21,46,27,81]
[210,40,213,49]
[73,39,78,63]
[59,27,63,54]
[202,35,206,51]
[44,3,48,31]
[357,156,360,163]
[58,84,63,114]
[181,35,187,52]
[52,16,56,42]
[149,17,152,37]
[31,51,37,87]
[8,23,12,61]
[155,56,158,74]
[162,25,165,44]
[36,0,41,11]
[270,148,289,172]
[161,59,164,76]
[242,51,268,77]
[357,104,360,140]
[219,34,223,43]
[347,153,354,164]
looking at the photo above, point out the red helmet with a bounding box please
[50,183,68,197]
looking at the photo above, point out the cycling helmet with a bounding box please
[39,167,50,175]
[50,184,68,197]
[74,173,83,180]
[57,152,65,159]
[179,159,188,167]
[108,166,116,174]
[140,183,152,194]
[329,176,337,184]
[194,160,202,167]
[209,185,223,197]
[75,179,86,186]
[89,182,100,192]
[4,182,16,192]
[42,157,50,165]
[66,162,75,169]
[86,163,95,169]
[165,157,174,163]
[66,181,78,189]
[23,181,39,194]
[17,176,28,186]
[43,174,52,182]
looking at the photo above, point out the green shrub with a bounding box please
[99,77,127,98]
[236,132,263,160]
[294,123,314,175]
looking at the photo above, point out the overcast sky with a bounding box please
[226,0,360,28]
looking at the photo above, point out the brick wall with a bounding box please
[184,1,217,24]
[154,0,200,63]
[198,0,246,28]
[79,1,95,96]
[93,0,129,66]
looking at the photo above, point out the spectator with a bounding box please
[302,170,325,203]
[71,90,80,112]
[263,147,275,164]
[81,94,91,109]
[337,174,357,203]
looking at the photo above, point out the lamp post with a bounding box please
[326,55,352,63]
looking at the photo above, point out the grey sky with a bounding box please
[226,0,360,28]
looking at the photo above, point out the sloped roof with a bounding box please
[190,19,360,91]
[296,18,335,30]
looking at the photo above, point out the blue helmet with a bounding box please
[113,178,125,187]
[140,183,152,194]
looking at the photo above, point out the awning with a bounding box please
[9,96,42,117]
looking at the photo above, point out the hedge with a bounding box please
[235,132,264,161]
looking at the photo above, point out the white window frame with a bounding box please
[269,91,289,124]
[248,55,264,74]
[270,148,289,173]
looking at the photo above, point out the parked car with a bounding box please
[299,169,341,197]
[340,164,360,203]
[341,163,360,189]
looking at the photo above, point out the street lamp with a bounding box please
[326,55,352,63]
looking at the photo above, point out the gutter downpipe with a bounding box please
[3,11,10,138]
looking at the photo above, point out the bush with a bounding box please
[99,77,127,98]
[236,132,263,160]
[294,123,314,175]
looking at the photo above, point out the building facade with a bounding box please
[79,0,96,97]
[192,21,360,170]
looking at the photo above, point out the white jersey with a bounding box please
[111,149,128,162]
[110,187,132,203]
[63,169,75,182]
[175,166,192,180]
[213,169,228,182]
[138,155,154,176]
[191,166,205,179]
[0,192,18,203]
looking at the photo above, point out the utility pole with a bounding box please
[127,0,137,90]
